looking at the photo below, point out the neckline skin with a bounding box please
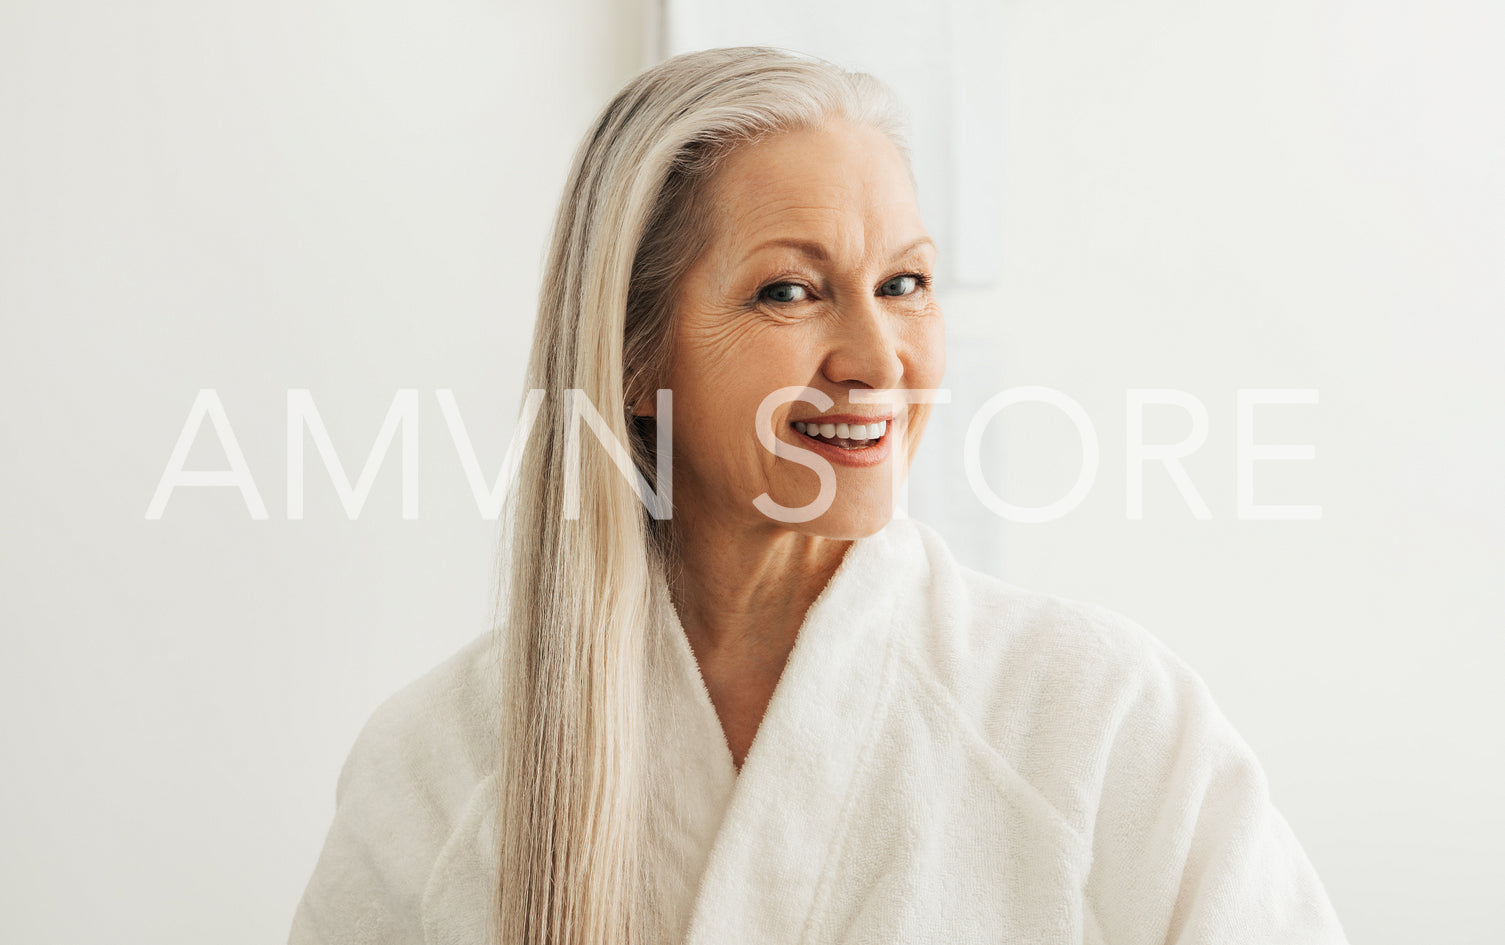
[658,518,895,779]
[666,510,853,771]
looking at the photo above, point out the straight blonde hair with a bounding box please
[495,47,909,944]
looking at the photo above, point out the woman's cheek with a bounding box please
[908,315,947,384]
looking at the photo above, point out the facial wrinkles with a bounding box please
[670,271,792,500]
[667,126,939,504]
[706,121,924,280]
[682,216,936,418]
[740,206,872,293]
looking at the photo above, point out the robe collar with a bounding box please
[650,517,924,945]
[420,518,927,945]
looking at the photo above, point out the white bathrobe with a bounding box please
[289,517,1349,944]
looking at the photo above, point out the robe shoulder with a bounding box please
[897,519,1234,836]
[288,629,502,945]
[889,519,1349,944]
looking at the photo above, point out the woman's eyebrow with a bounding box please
[746,236,831,262]
[743,234,936,263]
[894,235,936,258]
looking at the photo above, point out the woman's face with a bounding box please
[652,118,945,540]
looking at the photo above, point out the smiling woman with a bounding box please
[288,47,1350,945]
[651,118,943,539]
[644,118,945,774]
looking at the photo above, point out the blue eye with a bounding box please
[761,282,808,303]
[878,274,924,297]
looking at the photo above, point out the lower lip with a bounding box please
[787,426,892,468]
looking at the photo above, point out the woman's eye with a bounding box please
[761,282,808,303]
[878,274,923,297]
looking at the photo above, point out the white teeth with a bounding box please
[792,419,889,442]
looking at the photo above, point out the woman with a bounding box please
[290,47,1349,945]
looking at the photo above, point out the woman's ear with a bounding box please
[628,389,656,419]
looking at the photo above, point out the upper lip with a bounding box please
[790,413,896,426]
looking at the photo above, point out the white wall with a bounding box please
[924,5,1504,944]
[1,2,1500,943]
[0,1,645,942]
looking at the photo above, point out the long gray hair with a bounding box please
[495,46,909,944]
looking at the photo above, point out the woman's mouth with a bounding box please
[791,419,888,450]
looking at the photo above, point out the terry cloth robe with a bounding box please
[288,516,1350,945]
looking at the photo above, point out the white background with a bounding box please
[2,1,1501,942]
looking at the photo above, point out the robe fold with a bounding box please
[289,517,1349,944]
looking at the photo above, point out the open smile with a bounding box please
[792,418,888,450]
[787,414,895,468]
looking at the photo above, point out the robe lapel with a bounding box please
[421,519,928,945]
[673,519,925,945]
[644,569,739,944]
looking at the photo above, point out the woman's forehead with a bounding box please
[710,121,909,205]
[699,125,926,265]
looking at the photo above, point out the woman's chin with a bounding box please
[776,498,896,542]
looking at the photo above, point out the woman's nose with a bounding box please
[820,295,905,390]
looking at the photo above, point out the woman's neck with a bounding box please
[666,513,852,769]
[669,516,850,656]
